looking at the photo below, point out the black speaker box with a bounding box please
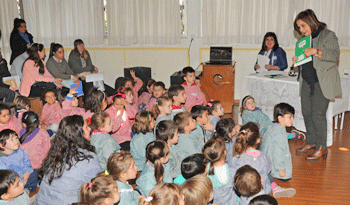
[124,67,152,83]
[170,71,184,85]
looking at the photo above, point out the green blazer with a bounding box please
[299,29,342,100]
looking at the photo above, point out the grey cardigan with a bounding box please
[46,56,74,80]
[68,50,95,74]
[299,29,342,100]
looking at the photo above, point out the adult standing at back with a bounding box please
[254,32,288,71]
[293,9,341,161]
[10,18,33,65]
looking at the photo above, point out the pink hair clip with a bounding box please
[88,182,93,189]
[208,103,213,108]
[112,93,127,99]
[121,87,126,92]
[145,196,153,202]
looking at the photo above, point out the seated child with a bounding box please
[181,66,206,110]
[191,105,213,142]
[0,129,35,193]
[138,183,183,205]
[182,175,214,205]
[84,88,108,118]
[0,169,30,205]
[261,103,294,179]
[173,112,199,163]
[249,195,278,205]
[233,122,296,198]
[145,81,166,111]
[90,112,121,170]
[208,100,224,127]
[105,152,140,205]
[19,111,51,170]
[173,153,208,185]
[155,120,180,178]
[168,85,187,118]
[40,89,61,133]
[130,111,156,171]
[152,97,173,134]
[138,79,156,110]
[212,118,240,164]
[78,174,120,205]
[233,165,265,205]
[202,138,238,205]
[60,88,86,119]
[11,96,31,133]
[195,76,201,88]
[123,88,138,123]
[0,104,18,134]
[116,70,143,105]
[136,140,172,196]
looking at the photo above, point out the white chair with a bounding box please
[334,69,350,130]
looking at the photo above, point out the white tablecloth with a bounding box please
[239,71,350,146]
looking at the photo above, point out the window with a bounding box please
[103,0,108,36]
[180,0,187,36]
[17,0,23,18]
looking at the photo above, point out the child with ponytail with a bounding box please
[103,151,140,205]
[202,138,238,205]
[12,96,31,132]
[20,111,51,170]
[152,97,172,134]
[130,111,156,171]
[138,183,184,205]
[90,112,121,170]
[138,79,156,110]
[79,175,120,205]
[207,100,224,127]
[136,140,172,196]
[232,122,296,198]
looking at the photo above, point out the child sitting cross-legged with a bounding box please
[155,120,180,178]
[130,111,156,171]
[202,138,238,205]
[40,89,61,135]
[0,129,36,193]
[136,140,172,196]
[168,84,187,118]
[191,105,214,142]
[104,152,140,205]
[0,169,30,205]
[173,111,198,163]
[173,153,208,185]
[90,112,121,170]
[11,96,31,133]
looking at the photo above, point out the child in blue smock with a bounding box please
[202,138,238,205]
[191,105,214,142]
[174,153,208,185]
[208,100,224,128]
[232,122,296,199]
[130,111,156,171]
[104,151,139,205]
[136,140,173,196]
[152,97,173,135]
[90,112,121,170]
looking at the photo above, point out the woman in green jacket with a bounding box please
[292,9,341,161]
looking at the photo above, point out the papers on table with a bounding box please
[3,75,20,90]
[295,35,312,67]
[257,54,270,73]
[86,73,105,91]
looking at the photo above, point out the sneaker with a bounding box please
[292,130,306,140]
[272,186,296,198]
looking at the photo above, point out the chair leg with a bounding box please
[334,114,339,130]
[340,112,345,130]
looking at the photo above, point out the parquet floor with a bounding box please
[275,112,350,205]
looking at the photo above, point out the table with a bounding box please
[239,71,350,146]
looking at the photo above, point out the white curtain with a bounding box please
[202,0,350,46]
[23,0,104,47]
[0,0,20,61]
[106,0,181,46]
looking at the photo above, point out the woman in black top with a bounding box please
[10,18,33,65]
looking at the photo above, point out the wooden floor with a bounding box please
[275,112,350,205]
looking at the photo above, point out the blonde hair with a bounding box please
[90,112,110,131]
[152,97,172,118]
[79,175,118,204]
[182,175,213,205]
[14,96,31,110]
[106,151,133,181]
[173,111,191,133]
[132,111,154,134]
[233,122,260,157]
[202,138,226,175]
[146,140,170,185]
[138,183,182,205]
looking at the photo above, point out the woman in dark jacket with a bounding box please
[10,18,33,65]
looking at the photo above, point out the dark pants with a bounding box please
[28,83,56,97]
[301,81,329,150]
[0,87,16,102]
[25,169,38,193]
[120,141,130,151]
[81,80,115,101]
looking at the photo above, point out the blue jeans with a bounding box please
[24,169,38,193]
[0,87,16,102]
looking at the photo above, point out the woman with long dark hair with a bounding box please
[10,18,33,65]
[34,115,102,205]
[19,43,62,97]
[292,9,341,161]
[254,32,288,71]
